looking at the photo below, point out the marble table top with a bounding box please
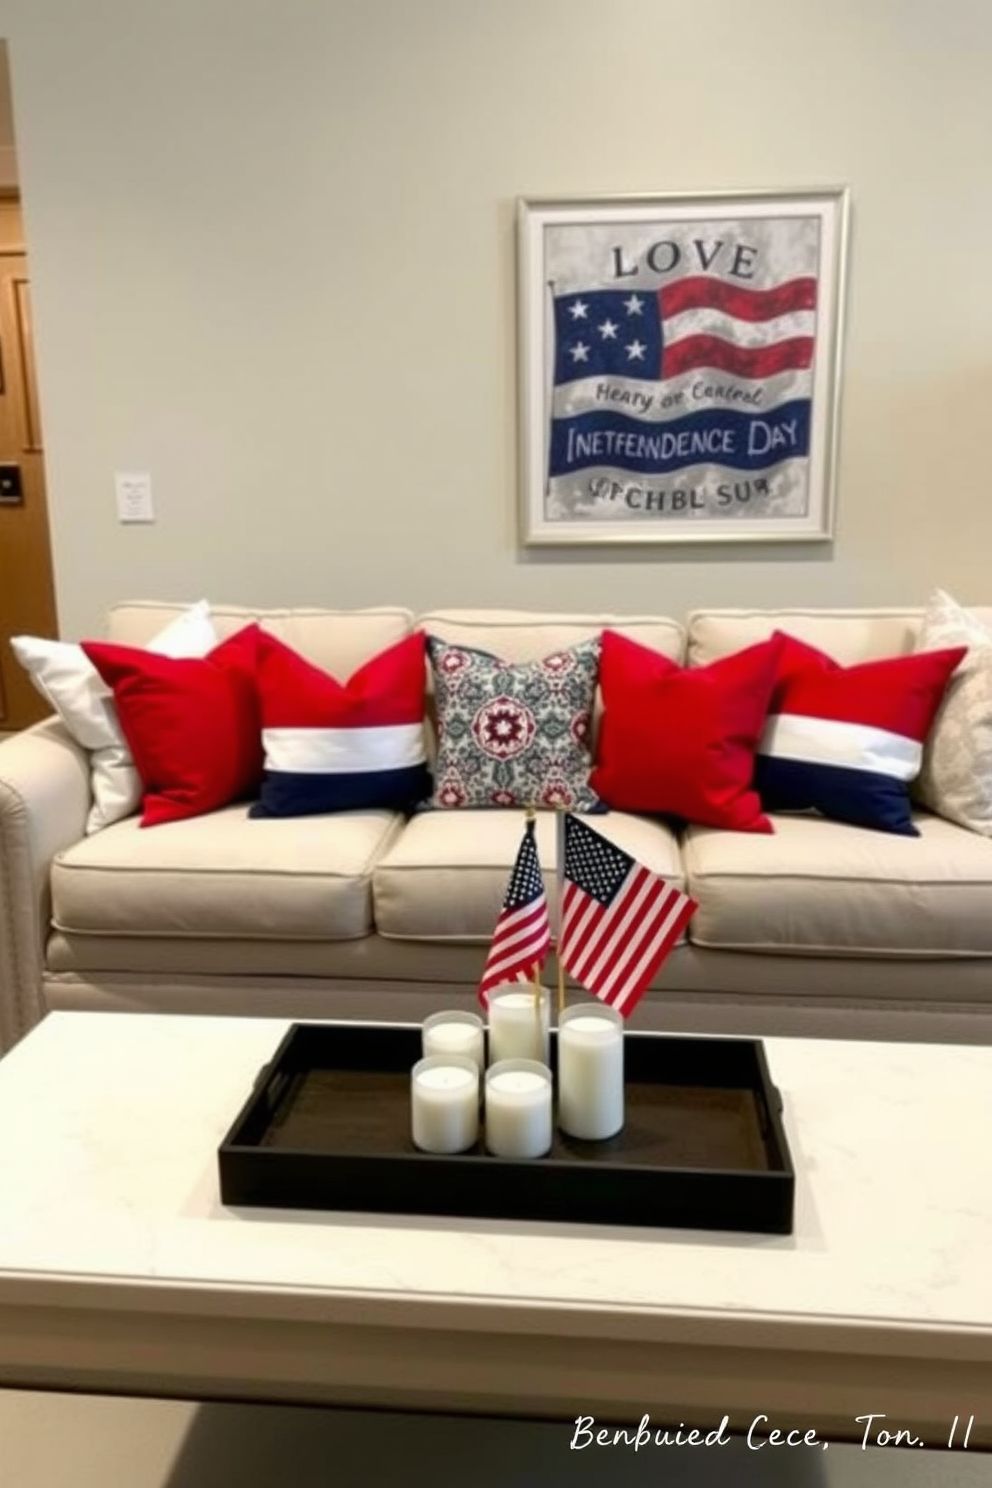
[0,1010,990,1343]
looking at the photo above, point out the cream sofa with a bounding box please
[2,600,992,1057]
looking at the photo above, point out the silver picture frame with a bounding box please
[517,187,850,547]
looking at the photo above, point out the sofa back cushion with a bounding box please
[687,609,951,666]
[689,607,992,666]
[416,610,684,662]
[106,603,415,680]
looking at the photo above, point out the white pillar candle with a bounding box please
[486,984,550,1066]
[410,1055,480,1154]
[557,1003,624,1141]
[422,1011,485,1072]
[484,1059,553,1159]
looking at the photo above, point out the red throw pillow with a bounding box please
[81,625,264,826]
[590,630,784,832]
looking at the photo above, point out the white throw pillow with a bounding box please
[11,601,218,832]
[914,588,992,835]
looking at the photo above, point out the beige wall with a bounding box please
[0,42,17,186]
[1,0,990,639]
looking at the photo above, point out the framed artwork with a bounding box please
[517,188,850,546]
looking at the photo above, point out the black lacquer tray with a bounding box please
[218,1022,794,1234]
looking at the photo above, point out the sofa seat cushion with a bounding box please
[373,808,684,941]
[51,805,404,940]
[683,812,992,956]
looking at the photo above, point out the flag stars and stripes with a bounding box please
[504,826,546,909]
[558,813,697,1019]
[553,288,663,386]
[553,277,818,387]
[478,819,551,1007]
[563,825,631,905]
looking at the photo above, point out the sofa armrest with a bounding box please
[0,720,91,1053]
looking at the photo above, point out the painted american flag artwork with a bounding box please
[518,191,848,546]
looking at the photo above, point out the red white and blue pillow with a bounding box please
[754,632,966,835]
[250,630,430,817]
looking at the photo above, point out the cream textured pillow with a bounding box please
[11,601,218,833]
[914,589,992,834]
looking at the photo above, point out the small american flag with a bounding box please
[559,813,697,1018]
[478,818,552,1007]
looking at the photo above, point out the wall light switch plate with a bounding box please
[115,471,155,523]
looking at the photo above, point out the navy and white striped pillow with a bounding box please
[755,632,966,835]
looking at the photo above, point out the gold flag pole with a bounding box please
[556,807,567,1018]
[524,805,543,1026]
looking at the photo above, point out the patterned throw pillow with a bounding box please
[914,589,992,835]
[427,636,601,810]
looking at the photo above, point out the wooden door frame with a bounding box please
[0,187,60,728]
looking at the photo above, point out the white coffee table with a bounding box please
[0,1011,990,1447]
